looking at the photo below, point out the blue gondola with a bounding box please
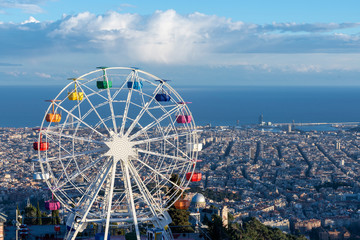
[127,81,143,90]
[155,93,171,102]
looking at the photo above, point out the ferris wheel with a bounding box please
[34,67,202,240]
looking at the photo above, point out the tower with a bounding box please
[249,147,256,160]
[335,141,341,150]
[258,114,264,126]
[287,124,292,133]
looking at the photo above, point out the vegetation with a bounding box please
[36,202,42,225]
[20,202,60,225]
[315,181,351,191]
[207,216,307,240]
[167,174,193,233]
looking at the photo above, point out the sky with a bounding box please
[1,0,360,86]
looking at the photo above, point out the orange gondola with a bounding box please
[45,100,61,122]
[174,199,190,210]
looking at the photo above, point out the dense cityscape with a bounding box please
[2,122,360,239]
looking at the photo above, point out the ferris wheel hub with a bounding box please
[103,135,137,162]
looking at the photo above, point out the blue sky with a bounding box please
[1,0,360,86]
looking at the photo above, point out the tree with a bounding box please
[208,214,230,240]
[206,216,307,240]
[167,174,193,233]
[36,202,42,225]
[24,203,37,225]
[51,210,60,225]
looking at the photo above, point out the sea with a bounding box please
[1,85,360,129]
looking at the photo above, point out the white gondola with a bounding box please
[186,143,203,152]
[33,172,50,180]
[66,212,87,233]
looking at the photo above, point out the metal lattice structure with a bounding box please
[34,67,201,240]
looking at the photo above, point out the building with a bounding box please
[0,212,6,240]
[294,219,321,233]
[335,141,341,150]
[262,218,290,233]
[259,114,265,126]
[249,147,256,160]
[191,193,206,209]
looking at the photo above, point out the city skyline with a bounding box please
[1,0,360,86]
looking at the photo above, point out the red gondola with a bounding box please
[33,130,49,151]
[33,141,49,151]
[186,172,202,182]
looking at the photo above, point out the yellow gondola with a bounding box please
[68,78,84,101]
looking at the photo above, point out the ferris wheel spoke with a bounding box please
[132,131,190,146]
[137,149,191,162]
[55,154,107,190]
[120,73,137,136]
[80,83,109,101]
[129,105,181,141]
[157,162,190,174]
[109,79,128,101]
[51,148,106,163]
[67,158,113,240]
[147,104,179,110]
[164,138,191,160]
[53,102,106,138]
[45,134,75,158]
[53,157,87,198]
[77,85,112,133]
[105,86,118,134]
[128,160,162,212]
[44,130,106,145]
[104,160,117,240]
[124,84,162,137]
[120,159,141,240]
[133,158,183,190]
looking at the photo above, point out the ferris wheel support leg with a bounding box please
[103,161,117,240]
[128,163,174,240]
[65,159,113,240]
[123,160,141,240]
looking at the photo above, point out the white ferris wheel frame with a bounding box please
[34,67,201,240]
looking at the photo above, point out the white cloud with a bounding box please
[5,71,27,77]
[35,72,51,78]
[0,1,44,14]
[1,10,360,77]
[47,10,360,62]
[21,16,40,24]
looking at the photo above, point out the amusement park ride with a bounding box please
[31,67,203,240]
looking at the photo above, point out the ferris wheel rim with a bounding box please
[35,67,200,239]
